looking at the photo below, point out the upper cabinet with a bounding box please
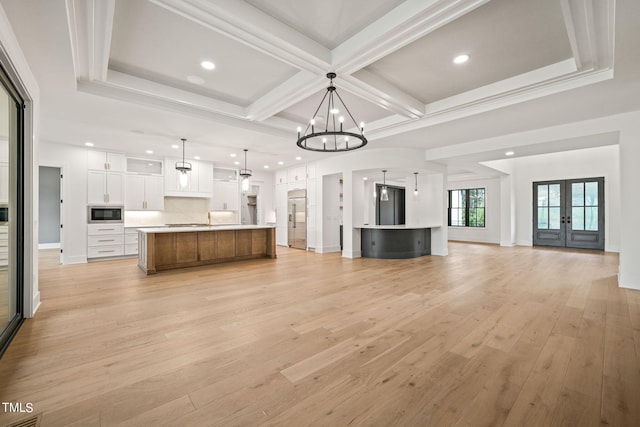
[88,151,125,172]
[287,165,306,183]
[275,169,287,185]
[87,170,124,205]
[164,158,213,198]
[125,175,164,211]
[87,150,125,205]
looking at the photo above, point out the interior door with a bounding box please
[533,177,604,250]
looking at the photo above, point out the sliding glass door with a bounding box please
[0,62,24,357]
[533,177,604,250]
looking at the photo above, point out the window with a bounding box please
[448,188,485,227]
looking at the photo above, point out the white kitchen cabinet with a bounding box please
[0,225,7,267]
[212,180,239,211]
[287,165,306,183]
[88,150,125,172]
[124,228,139,256]
[0,164,8,204]
[87,170,124,205]
[87,223,124,259]
[275,183,287,246]
[306,162,316,180]
[164,158,213,197]
[125,175,164,211]
[198,162,213,195]
[275,169,287,185]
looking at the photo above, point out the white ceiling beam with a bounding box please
[149,0,331,73]
[248,0,488,122]
[78,72,291,139]
[332,0,490,74]
[561,0,615,71]
[64,0,115,82]
[245,70,325,122]
[339,70,425,119]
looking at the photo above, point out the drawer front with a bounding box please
[88,245,124,258]
[125,233,138,245]
[125,243,138,255]
[88,224,124,235]
[88,234,125,246]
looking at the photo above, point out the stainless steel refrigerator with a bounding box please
[287,189,306,249]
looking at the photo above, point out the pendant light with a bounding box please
[380,170,389,202]
[239,149,252,194]
[175,138,192,189]
[413,172,419,196]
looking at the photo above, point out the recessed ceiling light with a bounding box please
[171,144,179,149]
[264,165,269,169]
[201,60,215,70]
[194,156,200,160]
[505,151,515,156]
[186,75,205,85]
[295,156,302,161]
[230,153,237,157]
[145,150,153,154]
[234,161,240,165]
[277,161,284,165]
[363,177,368,180]
[84,142,94,147]
[453,54,470,64]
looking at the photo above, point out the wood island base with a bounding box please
[138,226,276,275]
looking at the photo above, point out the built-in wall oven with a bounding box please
[88,205,124,223]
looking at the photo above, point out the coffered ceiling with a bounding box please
[1,0,636,173]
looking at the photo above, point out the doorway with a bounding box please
[376,184,405,225]
[38,166,62,265]
[533,177,604,250]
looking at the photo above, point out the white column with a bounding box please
[500,174,516,247]
[618,124,640,290]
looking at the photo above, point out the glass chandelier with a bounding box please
[239,149,252,194]
[380,170,389,202]
[175,138,192,188]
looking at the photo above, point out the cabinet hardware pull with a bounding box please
[98,250,115,253]
[98,239,115,242]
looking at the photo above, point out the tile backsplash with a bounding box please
[125,197,238,227]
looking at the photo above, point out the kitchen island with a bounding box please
[137,225,276,274]
[356,225,437,259]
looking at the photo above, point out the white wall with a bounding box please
[491,145,621,251]
[447,177,501,244]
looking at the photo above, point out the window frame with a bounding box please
[448,187,486,228]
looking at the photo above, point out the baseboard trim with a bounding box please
[38,243,60,249]
[316,245,342,253]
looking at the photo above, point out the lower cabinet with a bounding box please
[0,225,8,267]
[125,228,139,256]
[87,224,124,259]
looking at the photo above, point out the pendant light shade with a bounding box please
[380,170,389,202]
[239,149,252,194]
[296,72,367,152]
[413,172,419,196]
[175,138,192,189]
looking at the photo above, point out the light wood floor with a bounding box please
[0,244,639,426]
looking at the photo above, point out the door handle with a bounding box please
[566,216,571,224]
[561,216,565,224]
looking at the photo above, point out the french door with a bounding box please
[533,177,604,250]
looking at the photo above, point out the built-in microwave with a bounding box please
[88,205,124,223]
[0,205,8,224]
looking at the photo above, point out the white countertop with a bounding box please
[354,224,441,230]
[136,224,275,233]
